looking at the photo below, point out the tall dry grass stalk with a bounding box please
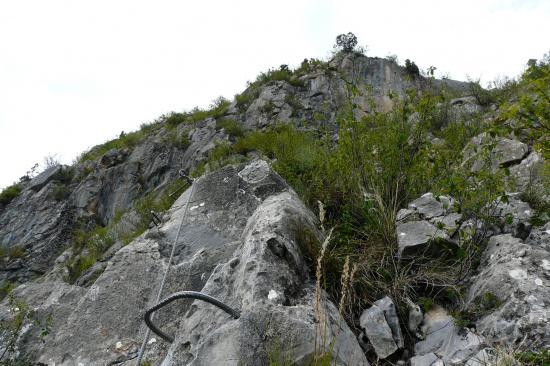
[314,228,333,363]
[317,200,326,232]
[338,260,358,321]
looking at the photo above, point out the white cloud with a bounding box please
[0,0,548,188]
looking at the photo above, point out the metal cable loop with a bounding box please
[144,291,240,343]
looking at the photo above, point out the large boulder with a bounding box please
[396,221,450,258]
[465,233,550,350]
[396,193,459,257]
[360,303,398,359]
[0,160,368,365]
[490,138,529,169]
[359,296,403,359]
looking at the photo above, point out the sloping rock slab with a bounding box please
[163,188,368,365]
[465,233,550,350]
[1,160,368,365]
[414,306,485,365]
[28,165,64,191]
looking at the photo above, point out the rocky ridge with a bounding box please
[0,50,548,365]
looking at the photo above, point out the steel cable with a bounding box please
[135,180,197,365]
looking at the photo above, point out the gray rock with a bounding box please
[449,96,482,115]
[396,208,416,222]
[465,134,530,173]
[465,234,550,350]
[407,193,454,219]
[526,222,550,250]
[1,161,368,365]
[491,138,529,169]
[396,220,450,257]
[430,212,462,236]
[373,296,404,348]
[360,304,398,359]
[28,165,63,191]
[508,152,545,191]
[0,183,72,283]
[414,306,485,365]
[491,195,533,238]
[235,52,469,131]
[406,298,424,335]
[99,148,127,167]
[464,349,496,366]
[410,352,440,366]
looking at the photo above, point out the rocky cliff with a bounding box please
[0,50,548,365]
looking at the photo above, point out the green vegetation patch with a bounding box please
[78,130,147,163]
[164,97,231,129]
[0,183,22,207]
[215,119,246,138]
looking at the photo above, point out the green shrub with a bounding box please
[0,294,35,360]
[165,130,191,150]
[235,91,256,112]
[499,55,549,159]
[0,184,22,207]
[405,59,420,77]
[207,142,246,171]
[215,119,245,138]
[50,184,70,201]
[0,244,27,262]
[261,101,275,114]
[335,32,358,52]
[164,97,231,129]
[285,94,303,112]
[0,281,17,301]
[51,167,74,185]
[256,65,304,87]
[164,112,188,128]
[515,349,550,366]
[78,130,146,163]
[8,246,26,259]
[468,79,495,107]
[66,254,97,283]
[294,58,326,76]
[118,179,186,245]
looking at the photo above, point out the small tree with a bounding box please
[335,32,358,52]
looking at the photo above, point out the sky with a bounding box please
[1,0,549,189]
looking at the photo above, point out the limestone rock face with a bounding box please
[0,121,222,286]
[414,306,485,365]
[465,233,550,350]
[464,134,547,195]
[0,161,368,366]
[0,180,73,283]
[237,52,469,130]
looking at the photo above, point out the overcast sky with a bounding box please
[1,0,548,189]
